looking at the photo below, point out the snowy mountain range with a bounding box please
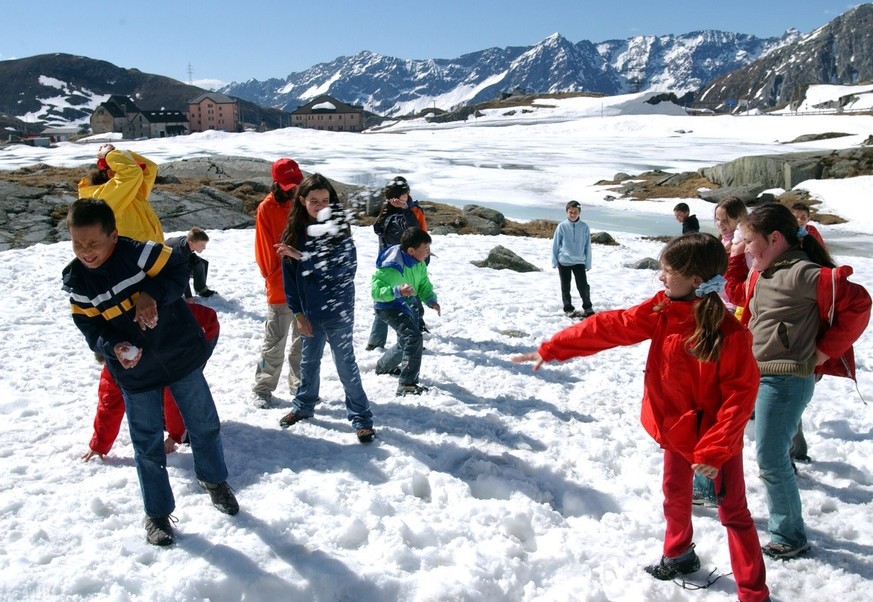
[220,29,798,116]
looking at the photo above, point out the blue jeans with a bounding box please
[121,368,228,517]
[755,374,815,547]
[291,315,373,430]
[376,308,422,386]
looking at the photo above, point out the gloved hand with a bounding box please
[97,143,116,159]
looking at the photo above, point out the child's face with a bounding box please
[301,188,331,220]
[741,224,782,271]
[189,240,207,253]
[566,207,580,221]
[714,207,736,237]
[674,210,688,223]
[407,242,430,262]
[659,264,699,300]
[70,224,117,269]
[792,209,809,227]
[388,193,409,207]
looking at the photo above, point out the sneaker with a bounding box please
[564,310,581,318]
[199,480,240,516]
[365,343,383,351]
[376,366,401,376]
[762,541,810,560]
[279,411,307,428]
[397,384,428,396]
[356,427,376,443]
[583,310,596,318]
[197,289,216,298]
[645,545,700,581]
[692,488,718,508]
[251,392,273,409]
[144,515,177,546]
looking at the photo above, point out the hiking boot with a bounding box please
[279,411,307,428]
[251,392,273,409]
[762,541,810,560]
[356,427,376,443]
[376,366,401,376]
[397,384,428,396]
[144,515,176,546]
[583,310,596,318]
[199,480,240,516]
[644,544,700,581]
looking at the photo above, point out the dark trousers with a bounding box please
[184,256,209,298]
[558,263,592,313]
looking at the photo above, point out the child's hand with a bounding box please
[430,302,441,316]
[730,241,746,257]
[275,243,302,259]
[164,435,178,455]
[398,284,415,297]
[692,463,718,479]
[296,314,313,338]
[81,448,104,462]
[512,351,545,372]
[134,292,158,330]
[114,342,142,369]
[97,143,116,159]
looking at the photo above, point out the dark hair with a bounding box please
[384,180,410,200]
[741,202,835,268]
[673,202,690,213]
[279,173,349,251]
[660,233,728,362]
[790,202,811,216]
[67,198,116,234]
[566,200,581,210]
[400,227,431,250]
[187,227,209,243]
[715,196,747,221]
[89,167,110,186]
[270,181,296,204]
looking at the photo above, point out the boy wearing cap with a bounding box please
[251,158,304,408]
[552,200,595,319]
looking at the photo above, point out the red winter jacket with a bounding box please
[89,303,220,455]
[538,292,759,468]
[725,253,871,380]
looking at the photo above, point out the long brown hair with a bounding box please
[660,233,729,362]
[279,173,349,251]
[741,202,835,268]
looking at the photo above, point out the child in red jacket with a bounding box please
[513,233,769,602]
[82,302,220,461]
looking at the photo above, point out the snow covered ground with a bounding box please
[1,87,872,601]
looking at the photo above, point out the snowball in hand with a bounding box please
[119,345,139,361]
[317,207,332,222]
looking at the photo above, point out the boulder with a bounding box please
[460,213,502,235]
[471,245,541,272]
[158,156,275,181]
[463,205,506,227]
[628,257,660,270]
[590,231,618,245]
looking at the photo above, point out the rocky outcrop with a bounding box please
[471,246,542,272]
[698,147,873,193]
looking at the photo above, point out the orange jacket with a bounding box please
[254,193,293,304]
[538,292,758,468]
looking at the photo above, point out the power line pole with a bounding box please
[187,63,193,85]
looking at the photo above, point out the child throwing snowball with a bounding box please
[513,233,769,602]
[274,174,375,443]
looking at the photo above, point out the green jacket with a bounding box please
[371,245,436,315]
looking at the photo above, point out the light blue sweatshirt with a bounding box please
[552,218,591,269]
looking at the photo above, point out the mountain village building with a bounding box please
[187,92,239,133]
[290,95,364,132]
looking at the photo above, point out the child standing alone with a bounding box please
[514,233,769,602]
[552,200,594,319]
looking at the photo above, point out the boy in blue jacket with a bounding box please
[63,199,238,547]
[552,200,594,319]
[371,228,441,396]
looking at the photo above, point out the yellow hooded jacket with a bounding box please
[77,149,164,243]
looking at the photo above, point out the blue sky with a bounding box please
[1,0,860,87]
